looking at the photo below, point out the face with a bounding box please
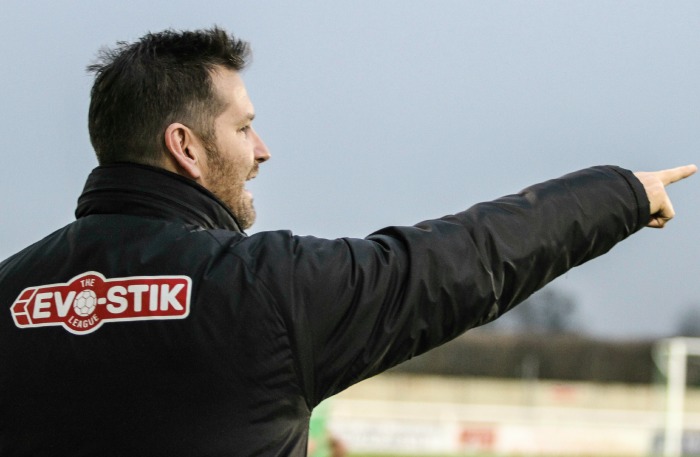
[200,68,270,230]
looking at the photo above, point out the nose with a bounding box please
[252,128,271,163]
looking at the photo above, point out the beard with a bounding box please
[204,144,258,231]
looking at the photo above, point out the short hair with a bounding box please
[87,26,251,165]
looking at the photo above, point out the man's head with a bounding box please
[87,27,270,229]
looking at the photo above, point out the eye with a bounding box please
[239,125,251,135]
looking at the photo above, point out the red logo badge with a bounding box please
[10,271,191,335]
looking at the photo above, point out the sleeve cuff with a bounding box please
[609,166,651,233]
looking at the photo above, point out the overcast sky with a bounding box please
[1,1,698,339]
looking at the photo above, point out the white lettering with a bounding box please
[106,286,128,314]
[149,284,159,312]
[128,284,148,312]
[54,291,76,317]
[160,284,184,311]
[68,315,99,328]
[33,292,53,319]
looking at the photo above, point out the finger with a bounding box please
[649,213,672,228]
[648,195,675,229]
[658,164,698,186]
[648,218,665,229]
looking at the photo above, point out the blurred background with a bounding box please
[2,1,699,455]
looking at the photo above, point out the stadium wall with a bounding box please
[328,371,700,455]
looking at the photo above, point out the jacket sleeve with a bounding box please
[254,165,649,406]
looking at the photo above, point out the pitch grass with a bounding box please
[350,454,479,457]
[349,454,631,457]
[350,455,476,457]
[350,455,455,457]
[350,455,492,457]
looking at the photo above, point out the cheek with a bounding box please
[232,140,256,167]
[217,137,245,161]
[223,143,255,179]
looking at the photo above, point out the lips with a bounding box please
[246,165,259,181]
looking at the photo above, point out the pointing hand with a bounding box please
[634,164,697,228]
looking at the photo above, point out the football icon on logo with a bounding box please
[74,289,97,317]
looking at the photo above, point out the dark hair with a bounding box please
[87,26,251,165]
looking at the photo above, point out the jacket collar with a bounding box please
[75,163,244,234]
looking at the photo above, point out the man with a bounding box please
[0,27,695,456]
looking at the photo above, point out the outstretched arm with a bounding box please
[634,164,697,228]
[267,166,652,404]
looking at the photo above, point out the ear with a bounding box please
[163,123,205,180]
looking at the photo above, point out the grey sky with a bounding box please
[1,1,698,339]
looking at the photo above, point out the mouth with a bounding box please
[244,171,257,198]
[246,166,259,182]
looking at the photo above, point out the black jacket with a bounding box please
[0,163,648,456]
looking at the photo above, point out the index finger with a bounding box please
[658,164,698,186]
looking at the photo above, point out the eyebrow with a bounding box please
[237,113,255,127]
